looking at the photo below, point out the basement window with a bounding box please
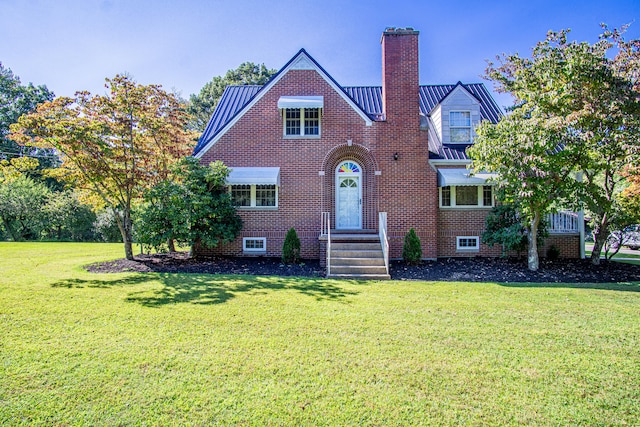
[456,236,479,252]
[243,237,266,253]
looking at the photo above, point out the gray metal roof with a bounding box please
[195,85,262,155]
[429,144,472,161]
[194,82,503,157]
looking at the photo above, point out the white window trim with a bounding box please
[439,185,494,208]
[456,236,480,252]
[243,237,267,253]
[229,184,278,210]
[449,111,472,143]
[283,107,322,138]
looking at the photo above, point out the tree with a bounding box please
[135,179,185,252]
[469,109,575,271]
[0,175,49,240]
[136,157,242,256]
[474,26,640,267]
[481,204,528,258]
[10,75,196,259]
[402,228,422,265]
[282,228,301,264]
[0,63,56,168]
[187,62,277,132]
[42,190,97,241]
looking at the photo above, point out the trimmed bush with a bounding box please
[403,228,422,265]
[547,245,560,260]
[282,227,301,264]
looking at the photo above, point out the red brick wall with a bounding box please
[541,235,581,259]
[197,31,439,261]
[379,29,438,259]
[198,68,378,258]
[437,209,502,257]
[437,208,581,259]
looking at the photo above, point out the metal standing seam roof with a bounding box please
[194,82,503,157]
[195,85,262,155]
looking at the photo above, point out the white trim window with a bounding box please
[456,236,479,251]
[243,237,267,253]
[230,184,278,208]
[284,108,321,137]
[440,185,493,208]
[450,111,471,143]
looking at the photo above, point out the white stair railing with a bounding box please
[321,212,331,276]
[378,212,389,276]
[547,211,579,234]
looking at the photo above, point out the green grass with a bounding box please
[1,242,639,426]
[585,244,640,265]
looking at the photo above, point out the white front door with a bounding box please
[336,161,362,229]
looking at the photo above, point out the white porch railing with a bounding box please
[321,212,331,276]
[379,212,389,276]
[546,211,579,234]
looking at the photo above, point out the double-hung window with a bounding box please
[285,107,321,137]
[440,185,494,208]
[450,111,471,143]
[230,184,277,208]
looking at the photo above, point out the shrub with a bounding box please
[547,245,560,260]
[282,227,301,264]
[482,204,527,257]
[403,228,422,265]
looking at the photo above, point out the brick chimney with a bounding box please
[381,27,419,123]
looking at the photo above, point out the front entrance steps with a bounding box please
[327,231,390,280]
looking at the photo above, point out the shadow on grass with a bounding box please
[51,273,360,306]
[52,275,152,289]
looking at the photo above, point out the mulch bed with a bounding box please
[85,253,640,283]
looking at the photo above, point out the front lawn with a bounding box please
[1,242,639,426]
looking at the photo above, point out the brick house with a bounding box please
[194,28,583,278]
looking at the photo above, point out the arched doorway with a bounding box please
[335,161,362,229]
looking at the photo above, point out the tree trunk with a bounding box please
[113,207,135,260]
[2,217,19,241]
[527,212,540,272]
[590,213,608,266]
[167,238,176,253]
[189,238,201,259]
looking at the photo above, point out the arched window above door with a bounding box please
[337,161,360,174]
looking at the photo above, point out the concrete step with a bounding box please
[331,229,377,234]
[330,265,389,275]
[330,249,384,258]
[331,242,382,251]
[326,233,388,280]
[327,273,391,280]
[330,233,380,242]
[331,256,385,266]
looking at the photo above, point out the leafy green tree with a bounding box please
[282,228,301,264]
[135,179,186,253]
[42,190,96,241]
[402,228,422,265]
[0,63,56,168]
[187,62,277,132]
[0,175,49,240]
[473,26,640,268]
[137,157,242,256]
[470,110,574,271]
[93,209,123,243]
[482,204,527,258]
[10,75,196,259]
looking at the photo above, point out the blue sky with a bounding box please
[1,0,639,110]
